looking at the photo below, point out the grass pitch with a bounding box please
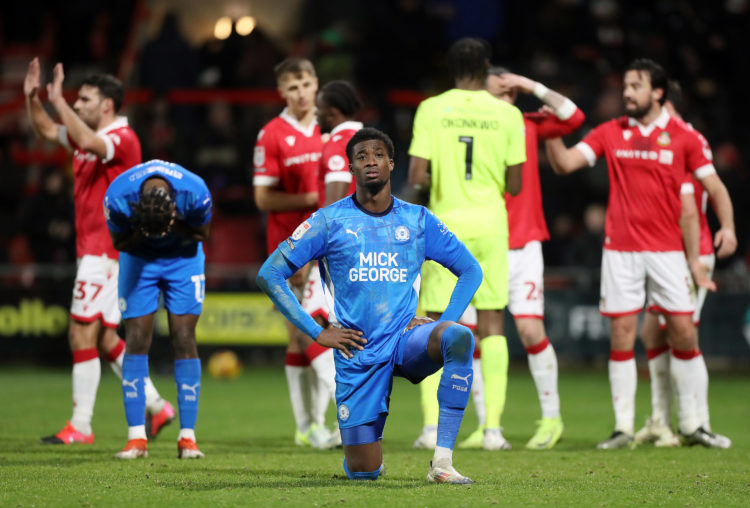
[1,364,748,507]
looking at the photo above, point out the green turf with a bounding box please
[1,365,748,507]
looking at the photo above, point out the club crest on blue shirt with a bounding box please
[395,225,410,242]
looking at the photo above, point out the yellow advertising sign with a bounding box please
[155,293,288,345]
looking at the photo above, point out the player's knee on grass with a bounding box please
[343,458,382,480]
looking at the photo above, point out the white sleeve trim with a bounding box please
[57,126,71,149]
[694,164,716,179]
[681,182,695,195]
[98,133,115,163]
[253,175,279,186]
[324,172,353,184]
[574,142,597,167]
[554,99,577,121]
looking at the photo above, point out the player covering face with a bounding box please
[257,128,484,484]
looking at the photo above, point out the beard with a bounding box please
[624,100,652,120]
[362,178,388,195]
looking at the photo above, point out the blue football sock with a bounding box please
[436,324,474,449]
[122,354,148,427]
[175,358,201,430]
[343,458,382,480]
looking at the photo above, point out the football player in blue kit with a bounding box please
[257,128,483,484]
[103,160,212,460]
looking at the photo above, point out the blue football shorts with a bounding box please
[118,250,206,319]
[335,321,443,444]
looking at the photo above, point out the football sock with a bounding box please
[435,324,474,457]
[645,345,671,425]
[343,458,382,480]
[471,354,486,428]
[105,338,164,414]
[306,342,336,426]
[70,348,100,436]
[285,353,312,433]
[122,354,148,431]
[178,428,196,441]
[670,348,704,435]
[420,369,441,427]
[609,350,636,435]
[480,335,508,429]
[695,353,711,431]
[526,338,560,419]
[104,338,125,378]
[175,358,201,431]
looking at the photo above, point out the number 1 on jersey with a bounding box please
[459,136,474,180]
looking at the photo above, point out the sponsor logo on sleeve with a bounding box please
[328,154,346,171]
[254,146,265,167]
[291,220,311,241]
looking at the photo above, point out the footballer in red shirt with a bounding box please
[636,89,736,447]
[315,80,363,208]
[253,58,337,448]
[545,58,731,449]
[24,59,172,446]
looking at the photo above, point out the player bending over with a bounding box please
[257,128,483,483]
[104,160,212,459]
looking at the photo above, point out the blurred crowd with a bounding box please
[1,0,748,275]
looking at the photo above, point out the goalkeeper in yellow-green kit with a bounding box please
[408,37,526,451]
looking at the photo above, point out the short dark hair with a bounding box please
[274,57,316,83]
[488,66,511,77]
[447,37,491,82]
[81,74,124,111]
[626,58,668,105]
[667,79,682,109]
[132,179,173,236]
[319,80,363,118]
[346,127,395,161]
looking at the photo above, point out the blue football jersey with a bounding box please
[279,195,467,365]
[104,160,212,259]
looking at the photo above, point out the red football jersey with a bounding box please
[674,119,714,256]
[253,109,322,255]
[576,108,715,252]
[317,121,362,208]
[506,109,585,249]
[61,116,141,259]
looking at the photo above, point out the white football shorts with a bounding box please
[656,253,715,326]
[600,249,694,316]
[69,254,120,328]
[507,240,545,318]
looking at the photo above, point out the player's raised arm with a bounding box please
[46,63,110,159]
[544,137,589,175]
[24,58,61,143]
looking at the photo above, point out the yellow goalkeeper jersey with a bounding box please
[409,88,526,238]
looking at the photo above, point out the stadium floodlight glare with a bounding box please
[236,16,256,36]
[214,16,232,40]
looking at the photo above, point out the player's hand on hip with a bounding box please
[24,58,40,98]
[689,260,717,292]
[714,228,737,259]
[316,328,367,359]
[404,316,434,332]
